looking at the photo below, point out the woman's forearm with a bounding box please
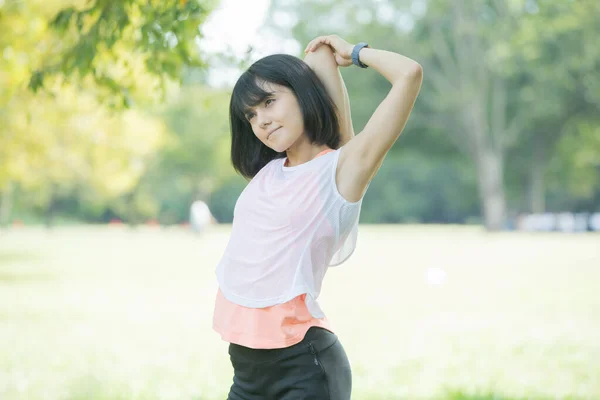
[337,68,354,145]
[358,47,422,85]
[303,47,354,145]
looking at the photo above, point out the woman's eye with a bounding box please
[245,113,255,121]
[265,98,274,106]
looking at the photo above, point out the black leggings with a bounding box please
[227,326,352,400]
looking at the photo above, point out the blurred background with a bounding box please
[1,0,599,399]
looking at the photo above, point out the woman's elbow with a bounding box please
[392,61,423,86]
[408,62,423,81]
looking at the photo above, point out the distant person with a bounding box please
[189,200,214,233]
[213,34,422,399]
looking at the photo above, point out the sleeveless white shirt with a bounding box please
[215,147,363,318]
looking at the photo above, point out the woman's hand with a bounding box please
[304,35,354,67]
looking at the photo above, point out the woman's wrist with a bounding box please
[354,47,422,84]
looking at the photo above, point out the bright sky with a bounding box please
[198,0,301,87]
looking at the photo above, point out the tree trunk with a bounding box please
[464,97,508,232]
[45,184,56,229]
[446,0,509,231]
[0,182,14,228]
[529,136,546,213]
[476,149,507,231]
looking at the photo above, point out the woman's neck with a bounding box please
[284,141,331,167]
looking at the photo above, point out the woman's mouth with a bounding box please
[267,127,281,139]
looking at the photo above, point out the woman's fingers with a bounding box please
[303,38,315,53]
[304,36,328,53]
[305,35,339,53]
[335,52,352,67]
[304,35,352,60]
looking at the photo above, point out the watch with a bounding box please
[351,42,369,68]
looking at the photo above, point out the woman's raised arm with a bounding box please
[303,45,355,147]
[305,35,423,203]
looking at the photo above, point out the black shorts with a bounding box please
[227,326,352,400]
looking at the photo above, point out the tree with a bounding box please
[2,85,167,226]
[408,0,600,221]
[0,0,217,226]
[504,0,600,213]
[409,0,530,230]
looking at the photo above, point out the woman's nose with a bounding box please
[257,113,271,129]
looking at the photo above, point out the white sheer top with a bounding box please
[215,147,363,318]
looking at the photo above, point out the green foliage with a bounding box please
[548,119,600,199]
[502,0,600,209]
[0,0,219,226]
[124,85,235,224]
[207,176,247,223]
[362,151,479,223]
[29,0,216,106]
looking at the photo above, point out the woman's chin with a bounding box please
[267,140,289,153]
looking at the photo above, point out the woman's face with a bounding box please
[244,82,305,153]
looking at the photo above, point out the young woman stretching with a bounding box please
[213,34,423,399]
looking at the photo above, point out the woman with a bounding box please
[213,34,423,399]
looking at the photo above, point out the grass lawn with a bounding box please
[0,225,599,400]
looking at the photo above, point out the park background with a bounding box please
[1,0,599,399]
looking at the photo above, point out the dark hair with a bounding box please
[229,54,340,180]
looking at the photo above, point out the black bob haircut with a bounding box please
[229,54,341,180]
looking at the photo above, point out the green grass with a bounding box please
[1,225,599,400]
